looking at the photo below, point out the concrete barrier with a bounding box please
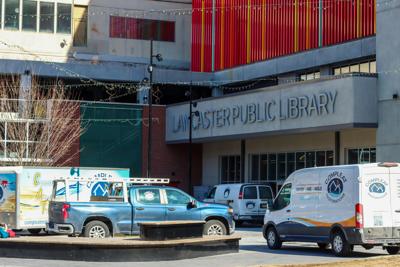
[0,235,240,262]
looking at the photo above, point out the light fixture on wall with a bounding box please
[60,39,68,48]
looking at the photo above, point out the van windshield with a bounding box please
[272,183,292,211]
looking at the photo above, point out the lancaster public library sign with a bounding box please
[166,76,378,143]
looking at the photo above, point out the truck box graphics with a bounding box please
[0,167,129,229]
[0,173,17,227]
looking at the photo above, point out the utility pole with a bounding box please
[146,39,162,178]
[147,40,153,178]
[188,82,193,194]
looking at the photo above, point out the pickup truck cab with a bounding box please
[47,178,234,238]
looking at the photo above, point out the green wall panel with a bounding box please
[80,103,143,176]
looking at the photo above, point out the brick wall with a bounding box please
[142,106,202,193]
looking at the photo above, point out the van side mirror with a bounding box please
[188,200,197,209]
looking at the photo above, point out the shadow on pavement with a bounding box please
[240,244,385,258]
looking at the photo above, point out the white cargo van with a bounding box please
[263,163,400,256]
[204,183,274,224]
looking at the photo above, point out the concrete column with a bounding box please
[136,85,150,104]
[211,87,223,97]
[19,71,32,115]
[376,1,400,161]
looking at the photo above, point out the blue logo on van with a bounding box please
[223,188,230,198]
[366,179,388,199]
[369,183,385,194]
[327,178,343,197]
[325,171,347,203]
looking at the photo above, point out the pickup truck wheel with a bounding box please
[204,220,227,236]
[84,221,110,238]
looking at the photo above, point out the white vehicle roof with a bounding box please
[284,163,400,184]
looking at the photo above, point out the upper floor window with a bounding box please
[109,16,175,42]
[1,0,72,34]
[299,71,320,81]
[5,0,20,30]
[333,60,376,75]
[22,0,37,31]
[57,3,71,33]
[39,2,54,32]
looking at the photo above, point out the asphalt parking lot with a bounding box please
[0,226,391,267]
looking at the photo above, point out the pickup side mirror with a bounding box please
[187,200,197,209]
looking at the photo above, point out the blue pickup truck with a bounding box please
[47,179,235,238]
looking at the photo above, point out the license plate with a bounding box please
[260,203,268,209]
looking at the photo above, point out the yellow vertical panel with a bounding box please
[294,0,298,52]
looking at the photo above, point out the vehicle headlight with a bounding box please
[228,207,234,214]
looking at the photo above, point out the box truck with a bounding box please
[263,163,400,256]
[0,166,129,233]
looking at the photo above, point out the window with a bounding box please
[299,71,320,81]
[166,189,190,205]
[110,16,175,42]
[296,152,305,170]
[39,2,54,32]
[220,155,241,183]
[52,181,66,202]
[5,0,20,29]
[333,60,376,75]
[243,186,257,199]
[22,0,37,31]
[73,5,87,46]
[57,3,71,33]
[250,150,334,193]
[259,186,273,200]
[251,154,259,180]
[136,189,161,204]
[207,187,216,199]
[347,147,376,164]
[272,183,291,211]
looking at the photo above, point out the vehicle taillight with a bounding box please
[238,191,243,199]
[355,203,364,229]
[62,203,70,220]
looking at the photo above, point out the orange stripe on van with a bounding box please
[295,216,356,227]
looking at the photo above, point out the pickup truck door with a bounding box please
[131,188,166,232]
[164,188,202,220]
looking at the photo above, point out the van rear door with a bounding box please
[258,186,273,214]
[362,167,394,239]
[388,167,400,238]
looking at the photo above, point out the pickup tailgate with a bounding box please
[48,201,67,223]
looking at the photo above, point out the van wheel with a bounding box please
[386,246,400,255]
[204,220,227,236]
[266,227,282,250]
[331,231,353,257]
[317,243,329,249]
[84,221,110,238]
